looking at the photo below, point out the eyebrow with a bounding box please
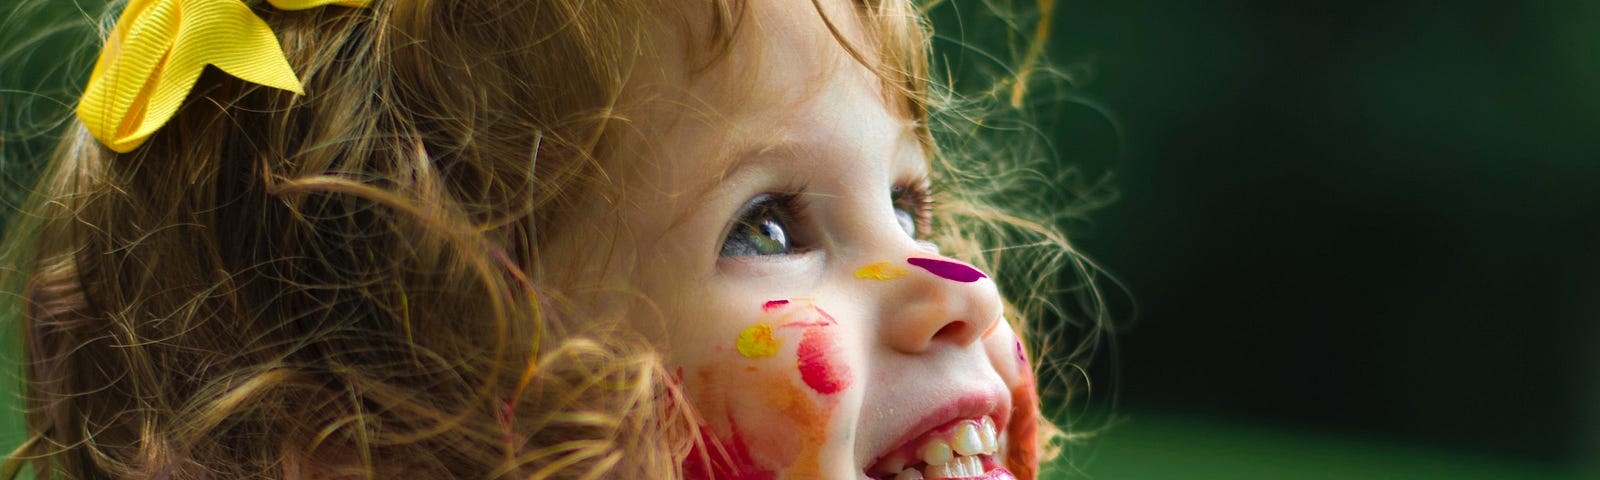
[662,136,780,232]
[675,136,819,219]
[666,123,925,232]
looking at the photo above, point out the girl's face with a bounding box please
[545,0,1035,478]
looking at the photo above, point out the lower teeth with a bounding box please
[895,454,984,479]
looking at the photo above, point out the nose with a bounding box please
[874,255,1005,354]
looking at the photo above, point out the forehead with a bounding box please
[651,0,880,107]
[613,0,909,190]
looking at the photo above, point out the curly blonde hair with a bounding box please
[1,0,1104,478]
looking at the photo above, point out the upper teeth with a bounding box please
[952,421,984,456]
[875,417,1002,479]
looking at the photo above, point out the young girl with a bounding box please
[2,0,1100,478]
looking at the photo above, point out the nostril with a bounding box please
[931,320,972,344]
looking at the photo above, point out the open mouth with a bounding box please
[866,416,1013,479]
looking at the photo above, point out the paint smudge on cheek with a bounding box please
[747,367,837,479]
[681,369,780,480]
[688,361,839,479]
[778,305,837,329]
[854,261,909,280]
[683,418,778,480]
[796,327,851,395]
[907,257,988,282]
[1005,371,1041,480]
[686,303,849,479]
[736,323,780,359]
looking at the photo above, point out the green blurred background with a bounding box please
[1021,0,1600,478]
[5,0,1599,479]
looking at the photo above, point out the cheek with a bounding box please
[682,305,855,478]
[984,321,1027,387]
[981,321,1042,479]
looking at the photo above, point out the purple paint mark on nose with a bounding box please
[761,299,789,312]
[906,257,987,283]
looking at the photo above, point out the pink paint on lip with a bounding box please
[907,257,987,283]
[796,327,850,395]
[761,299,789,312]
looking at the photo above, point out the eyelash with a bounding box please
[763,192,812,248]
[892,181,934,240]
[719,180,933,258]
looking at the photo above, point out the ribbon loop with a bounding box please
[78,0,371,153]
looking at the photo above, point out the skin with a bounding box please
[542,0,1037,478]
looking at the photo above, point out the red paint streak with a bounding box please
[762,299,790,312]
[780,320,829,329]
[1005,375,1041,480]
[814,306,836,325]
[907,257,988,283]
[684,420,778,480]
[780,306,837,329]
[681,367,777,480]
[796,327,851,395]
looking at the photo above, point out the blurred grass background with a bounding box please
[5,0,1600,479]
[1019,0,1600,478]
[1053,411,1595,479]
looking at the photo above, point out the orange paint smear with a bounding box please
[752,368,833,478]
[1005,372,1041,480]
[982,316,1002,339]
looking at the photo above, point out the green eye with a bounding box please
[720,195,794,257]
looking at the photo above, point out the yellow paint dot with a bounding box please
[854,261,909,280]
[736,323,780,359]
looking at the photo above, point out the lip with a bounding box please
[864,387,1011,475]
[972,466,1019,480]
[859,467,1018,480]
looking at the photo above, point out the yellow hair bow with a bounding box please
[78,0,370,153]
